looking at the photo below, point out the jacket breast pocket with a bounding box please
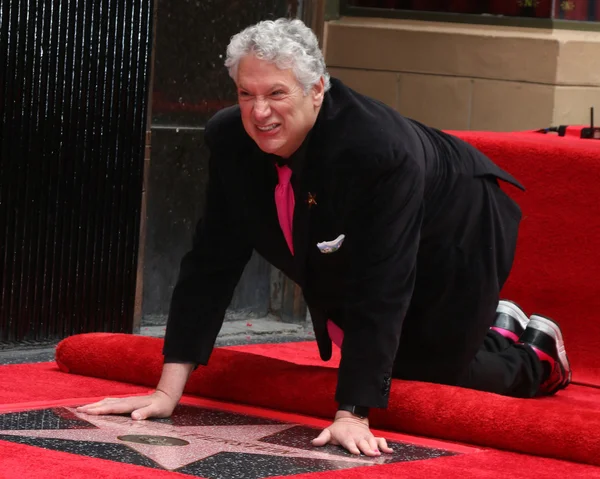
[310,234,348,276]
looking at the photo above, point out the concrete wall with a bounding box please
[323,17,600,131]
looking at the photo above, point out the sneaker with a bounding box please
[519,314,572,395]
[491,300,530,342]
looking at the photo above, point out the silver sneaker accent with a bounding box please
[528,314,572,383]
[496,300,530,331]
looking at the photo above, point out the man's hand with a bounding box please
[76,362,194,421]
[311,410,394,456]
[76,389,178,420]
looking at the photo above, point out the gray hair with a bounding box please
[225,18,331,94]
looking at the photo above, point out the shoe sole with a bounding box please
[497,300,530,331]
[528,314,572,388]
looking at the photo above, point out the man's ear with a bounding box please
[312,77,325,108]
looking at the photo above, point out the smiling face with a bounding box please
[236,54,325,158]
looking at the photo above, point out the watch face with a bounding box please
[353,406,369,418]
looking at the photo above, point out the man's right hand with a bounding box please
[76,361,195,421]
[76,389,178,420]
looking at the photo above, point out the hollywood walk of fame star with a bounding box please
[0,405,454,478]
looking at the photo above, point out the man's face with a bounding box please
[236,54,324,158]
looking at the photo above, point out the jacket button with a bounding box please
[382,375,391,396]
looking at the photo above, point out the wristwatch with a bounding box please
[338,404,370,419]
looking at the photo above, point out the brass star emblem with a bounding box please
[307,192,317,208]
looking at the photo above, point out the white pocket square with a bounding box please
[317,234,345,254]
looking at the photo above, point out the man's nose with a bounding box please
[253,99,271,121]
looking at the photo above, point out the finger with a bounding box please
[76,404,99,412]
[132,403,171,421]
[368,437,381,455]
[340,437,361,456]
[131,407,148,421]
[311,428,332,447]
[76,399,111,411]
[79,399,146,416]
[376,437,394,454]
[357,438,378,457]
[80,404,133,416]
[77,397,124,411]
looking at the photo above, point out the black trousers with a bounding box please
[392,176,544,398]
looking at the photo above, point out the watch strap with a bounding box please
[338,404,370,418]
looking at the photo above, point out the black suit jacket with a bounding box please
[163,78,523,408]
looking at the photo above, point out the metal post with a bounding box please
[301,0,327,47]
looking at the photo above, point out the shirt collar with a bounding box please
[271,129,312,179]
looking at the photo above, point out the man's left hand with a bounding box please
[311,410,394,456]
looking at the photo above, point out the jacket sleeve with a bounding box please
[162,128,253,365]
[335,154,424,408]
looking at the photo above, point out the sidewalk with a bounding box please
[0,315,315,365]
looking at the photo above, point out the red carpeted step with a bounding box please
[450,129,600,388]
[55,333,600,467]
[224,341,340,367]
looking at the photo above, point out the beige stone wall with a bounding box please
[323,17,600,132]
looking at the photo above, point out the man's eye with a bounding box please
[239,91,250,97]
[271,90,285,96]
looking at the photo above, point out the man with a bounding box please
[78,18,571,457]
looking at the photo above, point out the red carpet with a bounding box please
[2,439,600,478]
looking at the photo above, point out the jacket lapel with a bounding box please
[292,170,313,288]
